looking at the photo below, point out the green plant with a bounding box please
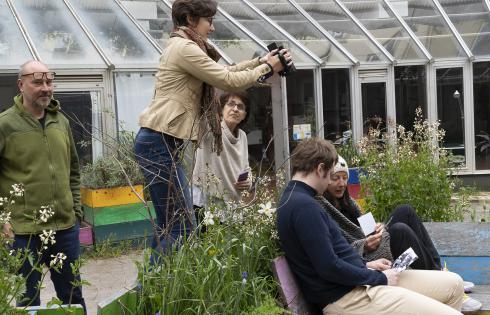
[359,108,469,222]
[134,171,285,314]
[80,132,144,189]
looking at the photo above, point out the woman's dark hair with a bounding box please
[220,91,250,129]
[172,0,217,28]
[324,186,360,225]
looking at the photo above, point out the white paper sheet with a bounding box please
[357,212,376,236]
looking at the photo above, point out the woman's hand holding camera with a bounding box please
[260,49,293,73]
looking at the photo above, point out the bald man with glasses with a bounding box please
[0,60,86,313]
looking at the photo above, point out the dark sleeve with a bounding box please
[295,204,387,286]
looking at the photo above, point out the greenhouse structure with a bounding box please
[1,0,490,186]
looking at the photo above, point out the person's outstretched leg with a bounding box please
[389,222,438,270]
[389,204,441,269]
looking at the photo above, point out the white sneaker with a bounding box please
[461,294,482,312]
[463,281,475,293]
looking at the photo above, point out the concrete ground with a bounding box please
[40,251,141,315]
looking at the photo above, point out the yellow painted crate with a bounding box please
[81,185,144,208]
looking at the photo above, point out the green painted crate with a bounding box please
[83,202,156,243]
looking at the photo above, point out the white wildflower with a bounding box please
[49,252,67,268]
[39,230,56,246]
[0,211,11,224]
[203,211,215,226]
[39,206,54,223]
[258,201,276,218]
[11,184,24,197]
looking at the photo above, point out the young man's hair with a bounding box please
[291,138,337,176]
[220,91,250,128]
[172,0,217,28]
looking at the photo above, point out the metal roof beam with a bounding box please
[63,0,114,69]
[382,0,433,63]
[431,0,474,60]
[485,0,490,12]
[288,0,357,65]
[334,0,395,64]
[6,0,39,61]
[241,0,323,65]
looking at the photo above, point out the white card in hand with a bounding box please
[357,212,376,236]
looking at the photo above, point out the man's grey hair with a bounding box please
[18,60,48,79]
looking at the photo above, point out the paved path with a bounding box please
[40,251,141,315]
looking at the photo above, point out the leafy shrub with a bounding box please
[359,109,469,222]
[80,132,144,189]
[135,171,285,314]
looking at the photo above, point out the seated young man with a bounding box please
[276,137,464,315]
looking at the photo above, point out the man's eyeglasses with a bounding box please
[21,72,56,81]
[225,101,246,112]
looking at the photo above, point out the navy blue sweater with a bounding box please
[277,180,387,307]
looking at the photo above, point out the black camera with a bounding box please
[267,42,296,77]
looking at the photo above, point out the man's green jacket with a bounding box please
[0,94,82,234]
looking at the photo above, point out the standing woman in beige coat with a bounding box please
[134,0,290,263]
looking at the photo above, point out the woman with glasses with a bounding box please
[192,91,252,226]
[134,0,290,261]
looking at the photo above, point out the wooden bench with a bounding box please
[271,256,321,315]
[424,222,490,314]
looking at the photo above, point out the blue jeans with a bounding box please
[13,221,86,313]
[134,128,195,263]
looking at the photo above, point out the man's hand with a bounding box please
[382,269,399,286]
[2,223,14,238]
[366,258,392,271]
[364,224,383,252]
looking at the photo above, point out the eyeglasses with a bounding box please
[225,101,246,112]
[21,72,56,81]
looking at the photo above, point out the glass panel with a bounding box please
[395,65,427,130]
[54,91,97,164]
[0,75,19,112]
[438,0,490,57]
[436,67,465,166]
[473,62,490,170]
[0,1,32,66]
[322,69,352,142]
[68,0,160,65]
[341,0,426,61]
[362,82,386,134]
[242,87,275,172]
[247,0,350,64]
[216,0,317,65]
[12,0,105,66]
[295,0,388,63]
[287,70,316,153]
[115,72,155,133]
[387,0,465,58]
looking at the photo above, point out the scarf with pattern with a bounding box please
[315,195,393,262]
[171,26,223,154]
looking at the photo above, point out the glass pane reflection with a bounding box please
[295,0,388,63]
[68,0,160,65]
[473,62,490,170]
[436,67,465,166]
[12,0,105,66]
[438,0,490,57]
[217,0,317,65]
[248,0,350,64]
[0,1,32,66]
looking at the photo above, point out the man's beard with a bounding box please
[34,95,52,109]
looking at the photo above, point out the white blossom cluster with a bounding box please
[49,252,67,268]
[39,230,56,249]
[9,184,24,197]
[39,205,54,223]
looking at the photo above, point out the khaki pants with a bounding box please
[323,270,463,315]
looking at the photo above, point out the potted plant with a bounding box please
[80,133,153,244]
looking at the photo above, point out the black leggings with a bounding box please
[387,205,442,270]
